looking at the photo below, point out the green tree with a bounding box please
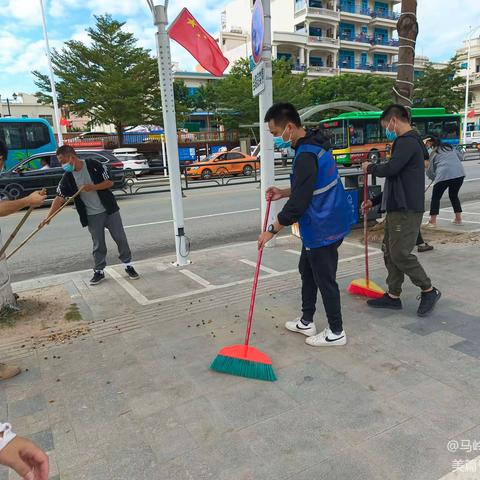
[33,15,161,142]
[413,58,467,112]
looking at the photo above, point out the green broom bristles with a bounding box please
[210,354,277,382]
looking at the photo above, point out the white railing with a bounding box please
[307,36,340,46]
[308,65,339,74]
[295,7,340,19]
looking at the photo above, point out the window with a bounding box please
[0,123,24,149]
[426,120,443,137]
[349,122,365,145]
[226,152,244,160]
[77,152,109,164]
[21,115,29,118]
[24,123,51,149]
[412,120,426,137]
[365,121,384,143]
[39,114,53,126]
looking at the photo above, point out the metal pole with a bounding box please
[152,4,189,266]
[259,0,276,240]
[161,134,167,177]
[6,99,11,117]
[39,0,64,146]
[463,27,473,145]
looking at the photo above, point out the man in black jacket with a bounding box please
[40,145,139,285]
[362,104,440,316]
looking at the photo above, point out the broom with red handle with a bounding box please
[210,198,276,382]
[347,173,384,299]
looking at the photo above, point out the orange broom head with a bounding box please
[348,278,384,299]
[216,344,273,364]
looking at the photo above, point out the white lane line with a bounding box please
[105,267,150,305]
[342,240,382,253]
[239,258,279,274]
[285,249,301,256]
[108,251,383,306]
[179,269,212,288]
[339,251,382,263]
[124,208,259,229]
[464,177,480,182]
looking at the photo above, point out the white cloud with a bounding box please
[0,0,42,26]
[416,0,480,61]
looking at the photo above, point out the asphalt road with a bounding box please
[3,156,480,283]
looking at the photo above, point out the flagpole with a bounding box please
[148,1,189,266]
[39,0,63,146]
[258,0,276,242]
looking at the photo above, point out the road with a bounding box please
[2,157,480,283]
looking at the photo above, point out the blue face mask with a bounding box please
[427,147,433,155]
[385,120,397,142]
[62,163,74,173]
[273,126,292,149]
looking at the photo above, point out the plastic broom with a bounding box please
[347,173,384,299]
[210,198,276,382]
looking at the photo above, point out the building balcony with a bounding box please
[369,37,399,51]
[307,35,340,48]
[339,5,400,23]
[307,65,339,76]
[295,6,340,22]
[339,63,398,74]
[470,73,480,86]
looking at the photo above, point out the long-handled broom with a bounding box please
[348,173,384,299]
[210,198,276,382]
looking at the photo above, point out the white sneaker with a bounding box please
[285,318,317,337]
[305,328,347,347]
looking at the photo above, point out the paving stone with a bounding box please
[28,428,54,452]
[8,393,46,419]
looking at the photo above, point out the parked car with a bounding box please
[0,150,125,200]
[464,130,480,149]
[112,148,150,177]
[186,151,258,180]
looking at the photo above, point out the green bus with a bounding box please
[321,107,461,165]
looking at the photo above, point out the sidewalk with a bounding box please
[1,232,480,480]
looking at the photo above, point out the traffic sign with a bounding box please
[251,0,264,65]
[252,61,266,97]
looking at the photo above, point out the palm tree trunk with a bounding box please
[393,0,418,108]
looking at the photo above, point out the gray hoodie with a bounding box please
[426,148,466,183]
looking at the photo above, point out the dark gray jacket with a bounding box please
[368,130,429,213]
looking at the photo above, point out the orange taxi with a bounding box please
[186,150,258,180]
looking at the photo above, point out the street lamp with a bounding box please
[1,93,18,117]
[463,25,480,144]
[145,0,189,266]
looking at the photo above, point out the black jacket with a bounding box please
[278,130,331,226]
[368,130,429,213]
[56,159,119,227]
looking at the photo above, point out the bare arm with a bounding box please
[39,196,65,228]
[0,191,45,218]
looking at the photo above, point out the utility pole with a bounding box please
[462,26,480,143]
[39,0,64,145]
[258,0,276,238]
[147,0,189,266]
[393,0,418,108]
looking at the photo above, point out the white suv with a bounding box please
[113,148,150,177]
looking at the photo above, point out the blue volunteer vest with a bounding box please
[291,144,352,248]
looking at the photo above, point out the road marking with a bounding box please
[464,177,480,182]
[285,249,301,256]
[124,208,259,229]
[179,269,212,288]
[342,240,382,253]
[104,267,150,305]
[107,250,383,306]
[239,258,279,274]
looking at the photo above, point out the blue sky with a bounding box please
[1,0,480,98]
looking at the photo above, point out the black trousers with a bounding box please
[299,240,343,333]
[430,177,464,216]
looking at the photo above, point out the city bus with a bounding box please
[0,118,57,169]
[320,108,461,166]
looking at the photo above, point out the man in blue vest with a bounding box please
[258,102,351,347]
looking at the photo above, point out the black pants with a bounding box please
[299,240,343,333]
[416,231,425,246]
[430,177,464,216]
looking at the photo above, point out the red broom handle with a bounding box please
[244,198,272,347]
[363,172,369,285]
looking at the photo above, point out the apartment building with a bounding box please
[456,36,480,131]
[220,0,401,78]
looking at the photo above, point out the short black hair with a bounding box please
[264,102,302,127]
[0,140,7,160]
[56,145,76,157]
[380,104,411,124]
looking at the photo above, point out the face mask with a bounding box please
[62,163,74,173]
[273,126,292,149]
[385,120,397,141]
[427,147,433,155]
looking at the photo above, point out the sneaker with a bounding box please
[305,328,347,347]
[423,222,437,229]
[417,287,442,317]
[0,363,21,381]
[285,318,317,337]
[367,293,402,310]
[125,266,139,280]
[90,271,105,285]
[417,243,434,253]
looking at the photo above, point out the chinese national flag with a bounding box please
[168,8,229,77]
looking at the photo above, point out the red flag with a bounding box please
[168,8,229,77]
[467,109,476,118]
